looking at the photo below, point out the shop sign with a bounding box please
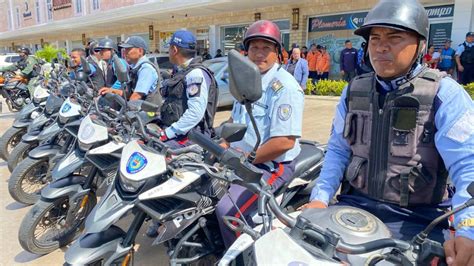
[308,12,368,32]
[308,4,454,32]
[23,1,32,19]
[53,0,72,11]
[429,23,452,50]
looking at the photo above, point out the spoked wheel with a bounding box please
[8,157,51,204]
[8,141,38,172]
[18,194,97,255]
[0,127,25,161]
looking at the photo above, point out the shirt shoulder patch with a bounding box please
[278,104,292,121]
[445,109,474,143]
[187,84,201,97]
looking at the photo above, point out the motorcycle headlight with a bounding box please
[119,172,146,193]
[30,110,40,119]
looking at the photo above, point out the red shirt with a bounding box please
[423,54,437,69]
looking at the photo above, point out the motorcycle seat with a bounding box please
[292,141,324,180]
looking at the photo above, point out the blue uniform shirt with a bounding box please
[231,63,304,162]
[455,41,474,56]
[164,59,210,138]
[310,68,474,240]
[69,63,96,80]
[130,56,158,95]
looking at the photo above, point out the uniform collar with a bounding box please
[376,64,424,92]
[261,63,280,92]
[178,58,193,71]
[465,41,474,47]
[130,56,148,69]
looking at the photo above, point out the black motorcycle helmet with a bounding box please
[87,39,99,55]
[96,38,117,51]
[354,0,428,79]
[18,47,31,56]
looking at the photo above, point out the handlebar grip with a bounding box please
[188,130,224,159]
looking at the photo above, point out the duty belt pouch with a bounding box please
[343,112,357,145]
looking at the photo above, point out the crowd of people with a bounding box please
[423,33,474,85]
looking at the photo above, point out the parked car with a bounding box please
[202,57,234,107]
[0,53,22,69]
[146,53,174,79]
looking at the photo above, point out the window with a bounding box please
[75,0,83,14]
[91,0,100,11]
[35,0,41,23]
[15,7,21,28]
[6,56,21,63]
[7,10,12,30]
[46,0,53,21]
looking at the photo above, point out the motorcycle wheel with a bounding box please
[18,194,97,255]
[0,126,26,161]
[8,141,37,172]
[8,157,50,205]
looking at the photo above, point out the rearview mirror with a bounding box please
[113,54,128,83]
[80,56,91,75]
[228,50,262,104]
[220,123,247,143]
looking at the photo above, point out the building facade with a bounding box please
[1,0,472,75]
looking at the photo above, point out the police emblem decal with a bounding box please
[126,152,148,174]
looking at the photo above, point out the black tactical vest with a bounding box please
[105,61,118,88]
[128,60,162,105]
[460,43,474,65]
[86,56,105,90]
[160,57,218,135]
[343,68,449,207]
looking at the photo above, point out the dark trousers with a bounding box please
[343,70,356,82]
[461,64,474,85]
[317,72,329,80]
[215,161,295,248]
[309,71,318,84]
[336,193,449,243]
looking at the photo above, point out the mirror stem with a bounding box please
[245,102,261,163]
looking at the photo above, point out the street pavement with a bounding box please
[0,96,338,266]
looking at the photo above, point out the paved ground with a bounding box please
[0,96,338,266]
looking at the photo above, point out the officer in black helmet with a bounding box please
[303,0,474,265]
[85,40,106,89]
[94,38,126,91]
[0,47,41,80]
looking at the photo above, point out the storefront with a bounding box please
[306,4,455,78]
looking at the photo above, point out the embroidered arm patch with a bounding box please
[446,109,474,143]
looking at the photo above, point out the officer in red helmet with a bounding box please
[215,20,305,247]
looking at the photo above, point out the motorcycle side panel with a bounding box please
[36,121,61,142]
[52,149,85,181]
[88,141,125,155]
[65,226,131,266]
[138,169,203,201]
[120,140,167,182]
[41,182,84,200]
[84,188,134,234]
[28,144,61,159]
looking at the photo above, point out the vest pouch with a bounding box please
[160,104,182,127]
[387,165,433,207]
[343,112,357,145]
[344,156,367,190]
[389,107,418,158]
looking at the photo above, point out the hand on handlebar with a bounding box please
[298,200,328,210]
[444,236,474,266]
[99,87,122,96]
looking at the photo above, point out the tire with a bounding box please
[8,157,50,205]
[0,127,26,161]
[8,141,37,172]
[18,194,97,255]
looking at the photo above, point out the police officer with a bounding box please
[302,1,474,265]
[86,39,106,89]
[215,20,304,248]
[94,38,125,91]
[69,48,96,82]
[158,30,218,145]
[145,30,218,237]
[455,32,474,85]
[0,47,40,80]
[99,36,160,102]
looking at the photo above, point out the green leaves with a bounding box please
[464,83,474,99]
[34,44,68,63]
[305,79,347,96]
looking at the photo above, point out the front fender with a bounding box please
[64,225,130,266]
[21,132,39,142]
[13,118,32,128]
[16,102,37,120]
[28,144,62,159]
[41,174,86,200]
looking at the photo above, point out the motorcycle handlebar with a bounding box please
[188,130,224,159]
[336,238,411,255]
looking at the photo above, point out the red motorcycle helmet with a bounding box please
[243,20,282,52]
